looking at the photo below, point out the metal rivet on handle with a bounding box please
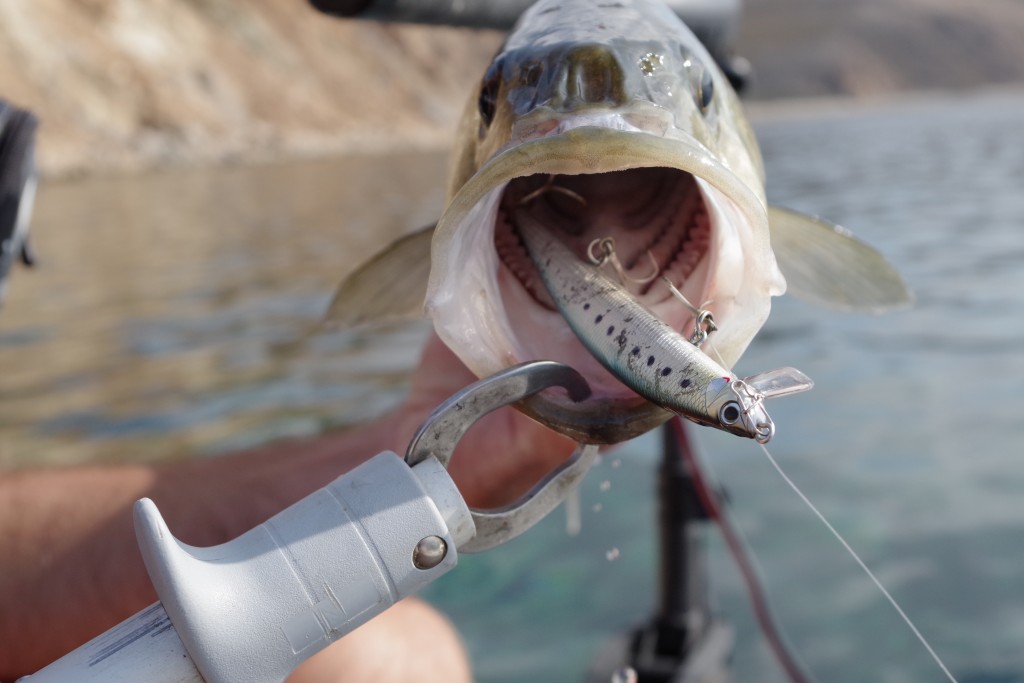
[412,535,447,570]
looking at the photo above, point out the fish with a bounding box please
[326,0,910,444]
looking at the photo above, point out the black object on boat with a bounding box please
[307,0,750,91]
[0,99,40,303]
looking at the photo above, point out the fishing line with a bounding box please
[755,442,959,683]
[707,340,728,369]
[672,418,814,683]
[696,334,956,681]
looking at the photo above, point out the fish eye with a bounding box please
[683,56,714,114]
[521,62,542,87]
[697,67,714,112]
[719,401,741,425]
[478,63,502,128]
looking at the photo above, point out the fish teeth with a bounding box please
[635,174,697,264]
[494,170,711,314]
[615,174,701,298]
[495,207,557,309]
[666,205,710,281]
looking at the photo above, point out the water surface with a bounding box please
[0,152,443,466]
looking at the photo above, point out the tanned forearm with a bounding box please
[0,415,400,679]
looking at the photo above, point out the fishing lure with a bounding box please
[514,209,811,443]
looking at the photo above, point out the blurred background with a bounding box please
[2,1,1024,682]
[3,0,1024,177]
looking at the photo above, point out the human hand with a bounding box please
[393,332,578,509]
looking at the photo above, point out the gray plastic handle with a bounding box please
[22,602,202,683]
[30,452,473,683]
[134,452,473,683]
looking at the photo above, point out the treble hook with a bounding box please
[587,237,614,266]
[691,309,718,346]
[587,237,659,285]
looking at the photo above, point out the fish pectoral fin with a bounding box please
[768,205,913,312]
[323,224,435,328]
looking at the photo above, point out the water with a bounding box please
[3,90,1024,681]
[432,92,1024,682]
[708,91,1024,683]
[0,152,444,467]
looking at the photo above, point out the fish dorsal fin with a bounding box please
[768,205,912,312]
[741,366,814,399]
[323,224,435,328]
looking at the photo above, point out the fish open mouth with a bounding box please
[426,126,781,443]
[488,165,718,410]
[484,167,719,442]
[495,168,710,318]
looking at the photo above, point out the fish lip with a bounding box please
[518,392,672,444]
[428,125,777,442]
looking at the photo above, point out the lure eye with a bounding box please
[719,401,741,426]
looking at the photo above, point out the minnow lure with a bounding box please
[514,208,811,443]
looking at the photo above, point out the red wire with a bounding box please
[669,417,816,683]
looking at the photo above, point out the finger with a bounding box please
[406,332,477,409]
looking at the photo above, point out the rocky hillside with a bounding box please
[3,0,1024,177]
[738,0,1024,99]
[0,0,501,177]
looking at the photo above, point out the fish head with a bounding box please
[466,0,757,180]
[426,0,787,442]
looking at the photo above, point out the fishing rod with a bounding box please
[308,0,738,34]
[668,418,814,683]
[583,419,816,683]
[585,421,736,683]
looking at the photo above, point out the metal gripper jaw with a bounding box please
[405,360,598,552]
